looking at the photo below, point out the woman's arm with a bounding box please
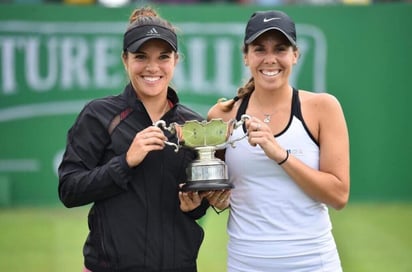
[283,92,350,210]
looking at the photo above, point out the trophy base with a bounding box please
[180,180,234,192]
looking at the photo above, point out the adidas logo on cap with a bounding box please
[147,27,159,35]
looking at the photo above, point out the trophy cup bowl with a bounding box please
[154,114,250,191]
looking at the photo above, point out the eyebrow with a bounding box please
[252,42,288,47]
[133,50,173,55]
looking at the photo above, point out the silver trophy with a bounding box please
[154,114,250,191]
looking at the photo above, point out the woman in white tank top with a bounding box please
[206,10,350,272]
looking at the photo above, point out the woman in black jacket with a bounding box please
[58,6,214,272]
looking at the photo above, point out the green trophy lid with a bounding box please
[181,119,229,147]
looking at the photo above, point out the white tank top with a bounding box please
[225,90,335,258]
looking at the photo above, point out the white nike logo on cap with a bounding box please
[263,17,281,23]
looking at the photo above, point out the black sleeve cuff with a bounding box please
[109,154,134,190]
[184,199,210,220]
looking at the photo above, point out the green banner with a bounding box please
[0,4,411,205]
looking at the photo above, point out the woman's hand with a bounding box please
[125,126,168,168]
[245,117,286,164]
[178,188,231,212]
[203,190,231,210]
[179,189,204,212]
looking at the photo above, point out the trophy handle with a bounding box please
[216,114,251,149]
[235,114,251,129]
[153,120,180,152]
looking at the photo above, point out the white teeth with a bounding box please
[262,70,280,76]
[144,76,160,82]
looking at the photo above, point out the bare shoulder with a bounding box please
[207,102,224,119]
[299,90,343,113]
[298,90,347,143]
[207,99,238,122]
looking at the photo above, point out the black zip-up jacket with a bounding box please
[58,84,209,272]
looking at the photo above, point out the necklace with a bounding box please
[254,95,276,123]
[159,100,170,118]
[263,114,274,124]
[151,100,170,122]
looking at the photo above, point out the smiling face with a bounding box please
[122,39,178,100]
[244,30,298,92]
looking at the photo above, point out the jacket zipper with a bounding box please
[97,207,116,270]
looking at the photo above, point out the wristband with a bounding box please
[278,150,289,165]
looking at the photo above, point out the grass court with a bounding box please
[0,202,411,272]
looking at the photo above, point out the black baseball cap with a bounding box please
[244,10,296,46]
[123,25,178,53]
